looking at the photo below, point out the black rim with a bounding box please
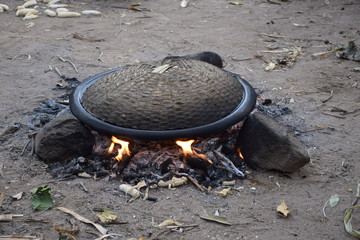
[70,67,257,140]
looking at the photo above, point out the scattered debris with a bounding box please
[200,212,232,225]
[57,11,81,18]
[217,188,231,197]
[337,41,360,62]
[322,194,340,218]
[228,1,244,5]
[277,200,290,217]
[119,184,141,199]
[0,214,24,222]
[265,62,276,71]
[53,225,79,240]
[57,207,108,235]
[11,192,24,200]
[81,10,102,16]
[30,185,53,211]
[0,235,43,240]
[343,181,360,238]
[158,176,188,188]
[158,219,183,228]
[0,3,9,12]
[180,0,188,8]
[96,209,118,223]
[321,90,334,103]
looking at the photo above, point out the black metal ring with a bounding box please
[70,67,257,140]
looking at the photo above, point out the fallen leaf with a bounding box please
[199,212,232,225]
[57,207,107,235]
[276,200,290,217]
[152,64,171,73]
[96,209,117,223]
[329,194,340,208]
[30,185,53,211]
[158,219,183,228]
[344,205,360,238]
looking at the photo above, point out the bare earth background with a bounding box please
[0,0,359,239]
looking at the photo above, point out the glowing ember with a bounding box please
[237,148,244,159]
[108,136,131,161]
[176,140,212,163]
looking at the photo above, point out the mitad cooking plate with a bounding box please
[70,57,256,140]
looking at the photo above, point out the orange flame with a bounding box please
[108,136,131,161]
[176,140,212,163]
[237,148,244,159]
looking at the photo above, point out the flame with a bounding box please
[176,140,212,164]
[108,136,131,161]
[237,148,244,159]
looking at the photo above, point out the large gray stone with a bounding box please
[236,112,310,173]
[35,112,94,163]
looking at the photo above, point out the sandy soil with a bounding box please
[1,0,359,239]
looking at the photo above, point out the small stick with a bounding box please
[321,90,334,103]
[177,173,206,192]
[58,55,79,73]
[79,182,88,192]
[54,66,63,78]
[261,33,286,38]
[143,186,149,201]
[0,162,5,179]
[321,112,346,119]
[21,139,31,156]
[213,150,245,178]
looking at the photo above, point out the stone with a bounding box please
[236,112,310,173]
[35,111,94,163]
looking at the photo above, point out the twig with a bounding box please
[143,186,149,201]
[177,173,206,192]
[21,139,31,156]
[53,66,63,78]
[79,182,88,192]
[321,90,334,103]
[58,55,79,73]
[0,162,4,179]
[261,33,286,38]
[213,150,245,178]
[231,55,262,61]
[321,112,346,119]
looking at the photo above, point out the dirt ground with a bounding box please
[1,0,360,239]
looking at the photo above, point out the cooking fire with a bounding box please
[48,126,247,188]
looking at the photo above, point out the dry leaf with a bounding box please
[57,207,107,235]
[200,212,232,225]
[329,194,340,208]
[276,200,290,217]
[96,209,117,223]
[152,64,171,73]
[158,219,183,228]
[344,205,360,238]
